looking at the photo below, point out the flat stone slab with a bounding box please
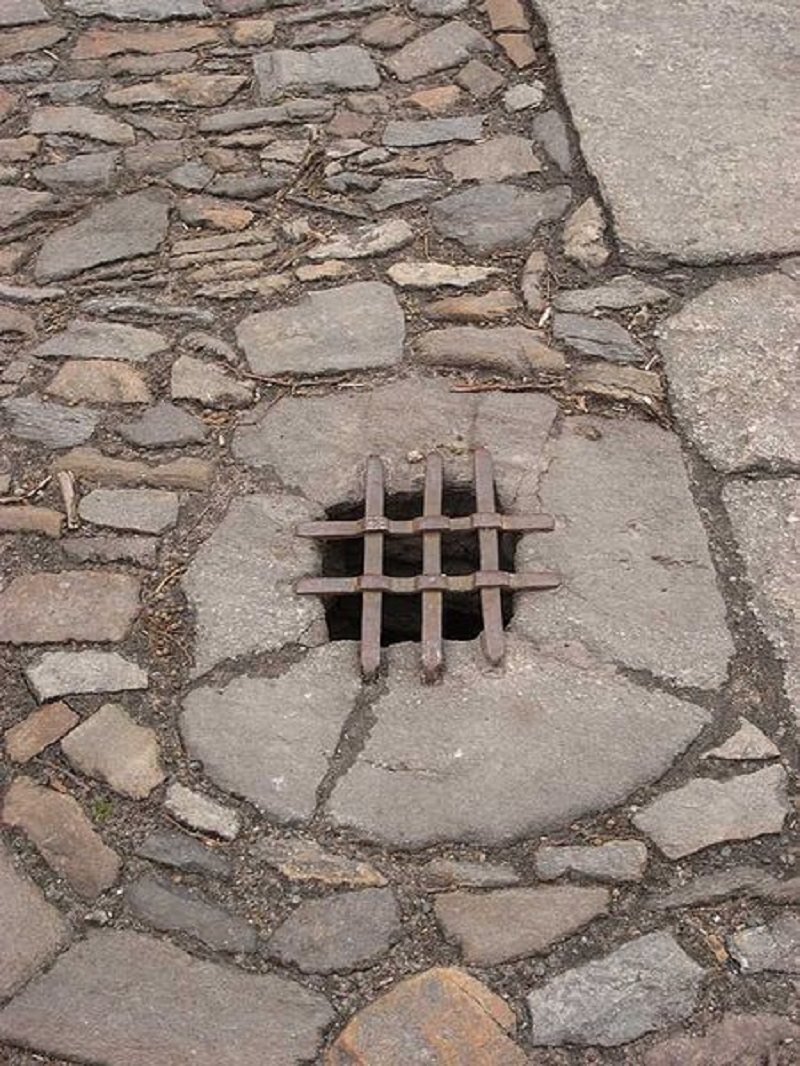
[64,0,211,17]
[327,639,709,847]
[79,487,179,534]
[513,416,733,687]
[61,703,165,798]
[526,932,704,1046]
[633,765,790,858]
[26,650,148,700]
[535,0,799,263]
[117,402,207,448]
[252,836,386,888]
[415,325,564,374]
[255,46,379,100]
[267,887,401,973]
[728,914,800,975]
[126,875,257,953]
[182,644,360,820]
[35,190,170,283]
[164,783,241,840]
[1,396,98,448]
[236,281,405,376]
[430,183,571,253]
[0,930,333,1065]
[5,701,79,763]
[535,841,648,883]
[434,886,609,965]
[0,840,69,999]
[136,829,232,878]
[34,318,167,362]
[552,312,645,363]
[643,1012,800,1066]
[0,186,54,228]
[702,717,781,761]
[0,1,50,26]
[658,272,799,472]
[0,570,140,644]
[326,967,528,1065]
[385,21,491,82]
[182,493,326,677]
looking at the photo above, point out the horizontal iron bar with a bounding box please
[297,571,562,596]
[297,512,555,539]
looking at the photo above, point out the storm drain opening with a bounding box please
[296,449,561,683]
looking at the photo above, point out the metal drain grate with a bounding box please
[296,448,561,682]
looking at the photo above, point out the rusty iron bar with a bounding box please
[297,572,561,595]
[360,455,384,681]
[474,447,504,665]
[297,513,555,538]
[421,451,444,683]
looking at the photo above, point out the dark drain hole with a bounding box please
[322,489,517,645]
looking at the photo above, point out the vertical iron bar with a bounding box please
[421,452,444,683]
[360,455,385,680]
[474,447,504,665]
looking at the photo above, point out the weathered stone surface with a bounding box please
[643,1012,800,1066]
[416,325,564,373]
[1,396,98,448]
[0,930,333,1065]
[435,886,609,965]
[504,80,545,111]
[307,219,413,260]
[536,841,648,883]
[47,359,153,404]
[253,836,386,887]
[268,888,400,973]
[326,967,528,1065]
[729,914,800,975]
[527,932,704,1046]
[182,494,326,676]
[53,447,215,490]
[633,765,790,858]
[3,777,120,899]
[455,58,504,100]
[702,718,780,761]
[723,478,799,721]
[368,177,443,211]
[383,115,484,147]
[430,183,571,253]
[497,32,536,68]
[0,840,69,999]
[255,46,379,100]
[328,640,708,847]
[36,191,170,283]
[26,650,148,701]
[34,151,118,192]
[236,282,404,376]
[5,701,79,763]
[563,196,610,268]
[443,135,540,182]
[182,644,359,819]
[385,21,491,82]
[0,570,140,644]
[35,318,166,362]
[659,273,799,472]
[62,535,159,566]
[387,261,500,289]
[61,703,164,798]
[532,109,572,173]
[408,84,462,112]
[552,312,645,363]
[137,829,231,878]
[513,417,734,687]
[536,0,799,263]
[647,865,788,911]
[0,186,55,229]
[571,363,664,404]
[65,0,211,17]
[72,24,219,58]
[30,105,135,144]
[170,354,253,408]
[164,783,241,840]
[0,1,50,27]
[361,13,417,49]
[420,859,520,890]
[426,289,519,322]
[107,73,246,108]
[127,875,257,953]
[118,402,207,448]
[554,275,672,313]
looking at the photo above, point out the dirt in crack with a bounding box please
[321,487,518,645]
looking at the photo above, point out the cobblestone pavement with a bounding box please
[0,1,798,1063]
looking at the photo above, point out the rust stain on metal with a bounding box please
[297,448,560,682]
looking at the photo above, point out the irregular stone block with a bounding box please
[415,325,564,373]
[1,396,98,448]
[643,1012,800,1066]
[164,783,240,840]
[535,841,648,883]
[385,21,491,82]
[126,875,257,953]
[61,703,165,799]
[35,319,166,362]
[5,701,79,763]
[136,829,232,878]
[252,836,386,888]
[254,45,379,100]
[0,571,140,644]
[430,183,571,253]
[26,650,148,701]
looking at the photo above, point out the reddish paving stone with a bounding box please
[642,1013,800,1066]
[61,703,165,799]
[486,0,529,31]
[0,840,70,999]
[0,504,63,537]
[47,360,153,405]
[5,701,79,763]
[2,777,121,900]
[72,25,220,59]
[0,570,140,644]
[326,967,528,1065]
[497,32,537,68]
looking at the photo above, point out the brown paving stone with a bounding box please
[2,776,121,900]
[425,288,519,321]
[408,84,462,113]
[361,13,417,49]
[72,24,220,59]
[497,32,537,68]
[253,836,387,888]
[326,967,528,1065]
[0,570,140,644]
[53,446,215,490]
[415,325,564,373]
[231,17,276,45]
[487,0,529,31]
[455,58,505,98]
[61,703,165,799]
[0,87,18,121]
[0,504,63,537]
[0,24,67,60]
[47,359,153,405]
[642,1012,800,1065]
[5,701,79,763]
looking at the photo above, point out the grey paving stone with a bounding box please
[267,887,401,973]
[659,273,799,472]
[252,836,386,888]
[368,177,443,211]
[181,494,326,677]
[126,875,257,953]
[30,105,135,145]
[563,197,610,268]
[117,402,207,448]
[61,703,165,799]
[443,135,540,181]
[170,354,254,408]
[415,325,564,374]
[387,262,500,289]
[531,109,572,173]
[1,396,98,448]
[633,765,790,859]
[723,478,799,724]
[0,1,50,26]
[702,717,781,761]
[647,865,787,911]
[35,151,119,192]
[236,281,405,376]
[136,829,232,878]
[729,914,800,975]
[34,319,166,362]
[198,99,334,133]
[78,488,179,534]
[182,644,360,820]
[430,183,571,253]
[164,783,241,840]
[0,930,334,1065]
[35,190,170,283]
[0,840,69,999]
[26,650,148,701]
[527,932,704,1046]
[64,0,211,17]
[327,639,709,847]
[254,45,379,100]
[512,416,734,687]
[307,219,413,260]
[420,859,520,891]
[435,886,609,965]
[535,841,648,883]
[385,20,491,82]
[0,186,54,228]
[383,116,485,147]
[552,312,645,363]
[553,275,672,313]
[535,0,799,263]
[62,534,159,566]
[643,1012,800,1066]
